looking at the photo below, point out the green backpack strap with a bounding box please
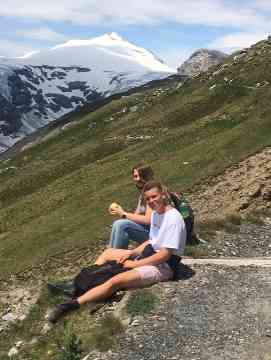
[169,192,197,245]
[169,192,191,219]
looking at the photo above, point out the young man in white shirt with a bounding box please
[49,181,186,323]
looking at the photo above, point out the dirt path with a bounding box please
[183,257,271,267]
[87,263,271,360]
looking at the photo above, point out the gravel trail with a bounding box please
[88,265,271,360]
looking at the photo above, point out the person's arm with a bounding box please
[123,247,172,269]
[131,240,150,256]
[118,240,150,264]
[124,204,152,225]
[110,204,152,225]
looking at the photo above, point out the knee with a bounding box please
[98,248,112,261]
[107,274,123,291]
[112,219,130,231]
[102,248,111,257]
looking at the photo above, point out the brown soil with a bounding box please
[190,147,271,222]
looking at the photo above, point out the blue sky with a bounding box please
[0,0,271,68]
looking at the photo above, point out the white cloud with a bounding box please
[250,0,271,11]
[1,1,270,61]
[209,31,268,53]
[0,0,269,29]
[0,39,35,57]
[16,27,68,42]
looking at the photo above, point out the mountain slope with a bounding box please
[0,33,175,153]
[1,38,271,280]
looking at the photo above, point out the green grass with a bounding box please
[57,323,83,360]
[0,287,124,359]
[126,288,158,315]
[87,314,124,352]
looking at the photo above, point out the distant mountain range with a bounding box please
[0,33,228,154]
[0,33,174,153]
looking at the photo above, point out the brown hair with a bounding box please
[143,180,164,194]
[132,162,154,183]
[143,181,170,206]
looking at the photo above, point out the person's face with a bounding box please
[133,169,145,189]
[144,187,165,213]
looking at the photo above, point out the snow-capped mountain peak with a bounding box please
[54,32,124,49]
[13,32,174,73]
[0,33,175,153]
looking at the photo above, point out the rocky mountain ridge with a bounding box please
[178,48,228,77]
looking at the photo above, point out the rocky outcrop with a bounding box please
[190,147,271,222]
[178,49,228,77]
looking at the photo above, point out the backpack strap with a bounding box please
[169,192,191,219]
[168,191,196,245]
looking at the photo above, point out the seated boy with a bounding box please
[49,180,186,323]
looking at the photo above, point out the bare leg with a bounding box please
[77,269,142,305]
[48,268,143,323]
[95,248,131,265]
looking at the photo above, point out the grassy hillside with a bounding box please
[1,39,271,279]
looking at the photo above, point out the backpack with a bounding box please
[73,261,128,296]
[168,192,198,245]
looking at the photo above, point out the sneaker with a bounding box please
[48,299,80,323]
[47,281,75,297]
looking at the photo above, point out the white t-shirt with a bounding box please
[149,207,186,256]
